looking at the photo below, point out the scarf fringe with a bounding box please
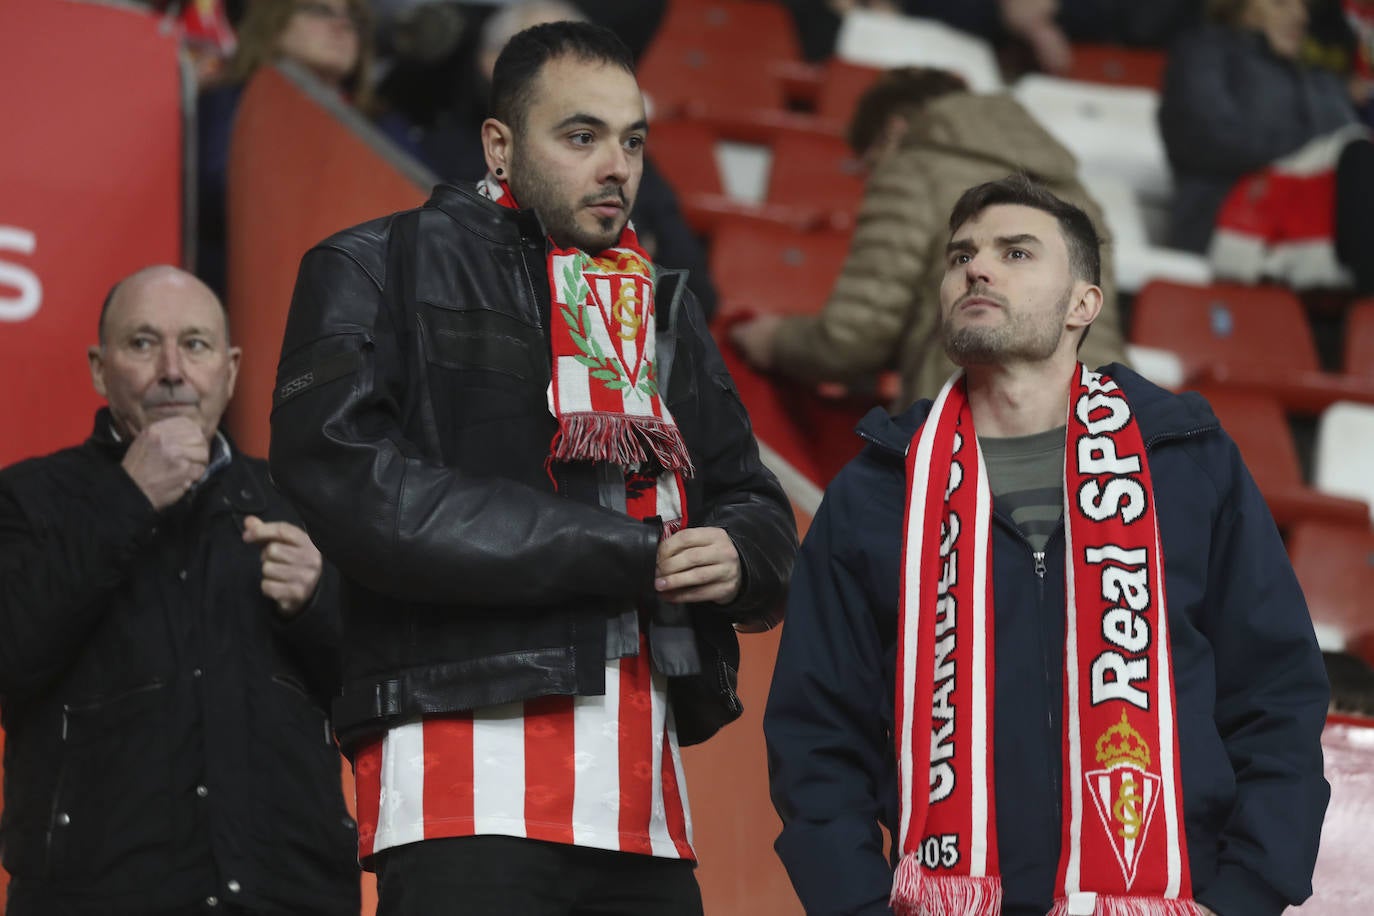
[889,854,1002,916]
[1048,894,1202,916]
[552,412,695,477]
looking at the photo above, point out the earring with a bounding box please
[495,167,504,176]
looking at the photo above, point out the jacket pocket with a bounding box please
[255,676,356,873]
[46,681,174,880]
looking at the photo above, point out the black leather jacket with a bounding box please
[269,184,797,753]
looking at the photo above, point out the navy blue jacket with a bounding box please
[764,365,1329,916]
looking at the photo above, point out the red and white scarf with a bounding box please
[893,364,1196,916]
[480,175,693,493]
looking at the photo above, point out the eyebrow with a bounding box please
[944,233,1044,257]
[553,113,649,134]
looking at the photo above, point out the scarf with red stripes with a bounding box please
[479,175,692,532]
[893,364,1196,916]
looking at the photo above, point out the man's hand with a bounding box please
[655,527,741,605]
[121,416,209,510]
[1197,907,1217,916]
[999,0,1072,74]
[729,314,784,370]
[242,516,323,617]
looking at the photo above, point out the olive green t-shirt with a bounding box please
[978,426,1066,553]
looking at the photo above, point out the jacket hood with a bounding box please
[907,92,1080,183]
[856,363,1220,458]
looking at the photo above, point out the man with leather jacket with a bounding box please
[268,20,797,916]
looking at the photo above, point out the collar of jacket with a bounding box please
[854,362,1221,460]
[86,407,269,515]
[427,181,549,246]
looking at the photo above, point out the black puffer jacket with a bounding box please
[0,415,358,916]
[269,183,797,753]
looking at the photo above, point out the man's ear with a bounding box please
[1067,281,1103,333]
[88,345,107,398]
[481,117,514,179]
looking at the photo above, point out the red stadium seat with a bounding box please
[1288,521,1374,661]
[638,1,799,126]
[708,216,851,318]
[1064,44,1167,90]
[1131,280,1374,413]
[815,59,884,122]
[765,127,866,228]
[1194,388,1368,530]
[1344,298,1374,380]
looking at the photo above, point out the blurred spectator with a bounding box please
[1345,0,1374,122]
[410,0,718,317]
[1158,0,1359,255]
[196,0,420,299]
[1324,651,1374,716]
[729,68,1127,409]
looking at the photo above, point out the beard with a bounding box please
[942,284,1073,367]
[508,150,630,253]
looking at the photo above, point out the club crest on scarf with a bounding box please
[1086,712,1161,889]
[558,249,658,400]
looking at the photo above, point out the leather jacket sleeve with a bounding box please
[270,243,664,609]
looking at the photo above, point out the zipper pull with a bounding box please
[1033,551,1047,579]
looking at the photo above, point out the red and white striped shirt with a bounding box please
[353,642,694,862]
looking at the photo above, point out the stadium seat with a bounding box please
[1012,74,1171,206]
[765,128,866,228]
[1131,280,1374,413]
[834,9,1003,93]
[815,59,884,122]
[1193,388,1368,530]
[1313,401,1374,522]
[709,217,851,318]
[648,121,722,199]
[638,1,799,126]
[1344,298,1374,380]
[651,0,800,64]
[638,44,788,124]
[1064,44,1167,90]
[1288,520,1374,659]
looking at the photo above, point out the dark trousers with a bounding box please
[1336,137,1374,293]
[374,835,705,916]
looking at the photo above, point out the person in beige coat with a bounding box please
[731,68,1128,409]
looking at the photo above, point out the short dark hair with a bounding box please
[947,173,1104,287]
[490,21,635,132]
[846,67,967,155]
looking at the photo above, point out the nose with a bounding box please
[601,142,631,187]
[157,344,185,385]
[963,251,994,288]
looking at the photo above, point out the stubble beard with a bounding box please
[509,149,627,253]
[942,286,1072,367]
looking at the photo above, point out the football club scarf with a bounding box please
[480,174,693,495]
[892,364,1195,916]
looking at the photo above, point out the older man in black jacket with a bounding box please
[269,20,796,916]
[0,266,359,916]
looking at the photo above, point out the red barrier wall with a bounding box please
[0,3,185,909]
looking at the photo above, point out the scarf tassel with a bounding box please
[890,854,1003,916]
[552,412,696,477]
[1048,894,1204,916]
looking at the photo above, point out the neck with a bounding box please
[964,358,1076,438]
